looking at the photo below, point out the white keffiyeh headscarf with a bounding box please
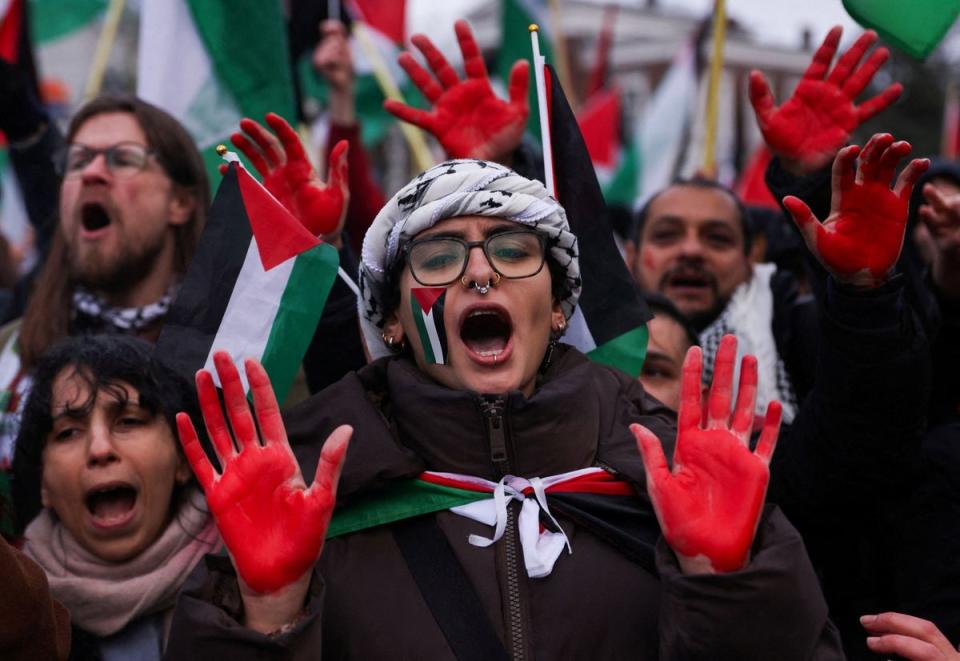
[359,160,581,360]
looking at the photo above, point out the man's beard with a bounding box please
[657,262,728,332]
[69,231,167,294]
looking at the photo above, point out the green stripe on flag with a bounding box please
[327,478,487,539]
[259,242,339,404]
[185,0,296,122]
[30,0,105,44]
[587,324,648,378]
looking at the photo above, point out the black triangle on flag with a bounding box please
[543,64,651,377]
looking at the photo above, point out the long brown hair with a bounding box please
[18,95,209,369]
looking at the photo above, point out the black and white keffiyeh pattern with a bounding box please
[698,263,798,423]
[72,284,178,333]
[359,160,581,359]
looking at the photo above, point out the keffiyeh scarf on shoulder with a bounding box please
[699,263,798,423]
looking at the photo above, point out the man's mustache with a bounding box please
[657,263,719,294]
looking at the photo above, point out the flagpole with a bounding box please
[530,24,555,197]
[350,21,434,173]
[547,0,576,112]
[702,0,727,176]
[84,0,126,100]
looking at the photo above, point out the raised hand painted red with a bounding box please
[384,20,528,161]
[749,26,902,174]
[177,351,351,594]
[231,113,349,237]
[782,133,929,288]
[632,335,781,574]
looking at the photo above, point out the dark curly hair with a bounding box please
[11,335,201,532]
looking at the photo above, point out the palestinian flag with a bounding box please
[542,64,652,378]
[327,467,659,573]
[735,146,779,210]
[577,87,639,207]
[156,163,338,404]
[411,287,448,365]
[137,0,297,182]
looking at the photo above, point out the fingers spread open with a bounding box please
[842,46,888,99]
[803,26,842,81]
[328,139,350,192]
[706,335,737,429]
[876,140,912,187]
[507,60,530,110]
[826,30,877,87]
[397,51,444,103]
[783,195,826,251]
[894,158,931,199]
[857,83,903,123]
[411,33,459,89]
[196,367,237,465]
[455,20,488,81]
[231,132,271,177]
[177,412,216,491]
[631,423,672,487]
[754,401,782,465]
[238,118,285,168]
[245,358,286,449]
[748,70,776,127]
[678,346,704,432]
[213,351,258,451]
[383,98,434,131]
[730,355,758,442]
[857,132,892,179]
[265,112,310,167]
[308,424,353,507]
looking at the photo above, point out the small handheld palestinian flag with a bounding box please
[411,287,448,365]
[156,161,338,404]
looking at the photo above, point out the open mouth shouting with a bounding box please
[661,266,718,300]
[79,202,113,238]
[459,304,514,366]
[85,481,139,531]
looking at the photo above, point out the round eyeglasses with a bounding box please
[57,142,157,178]
[404,230,548,287]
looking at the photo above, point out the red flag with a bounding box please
[585,4,618,98]
[577,87,621,170]
[735,146,779,210]
[347,0,406,45]
[0,0,23,62]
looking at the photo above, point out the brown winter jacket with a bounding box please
[164,346,844,660]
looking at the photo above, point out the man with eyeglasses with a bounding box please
[0,95,208,540]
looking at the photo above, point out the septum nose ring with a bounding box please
[460,272,502,294]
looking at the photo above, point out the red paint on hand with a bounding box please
[782,133,929,287]
[232,113,349,237]
[177,351,351,594]
[633,335,781,574]
[384,20,528,161]
[749,27,902,174]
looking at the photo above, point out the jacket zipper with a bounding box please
[480,396,526,661]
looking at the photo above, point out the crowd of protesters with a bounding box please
[0,11,958,661]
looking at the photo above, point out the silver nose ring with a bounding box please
[460,272,502,294]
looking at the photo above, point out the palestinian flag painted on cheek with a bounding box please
[156,163,338,404]
[411,287,448,365]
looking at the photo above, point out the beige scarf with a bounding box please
[23,488,220,637]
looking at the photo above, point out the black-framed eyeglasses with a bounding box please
[404,230,548,287]
[56,142,157,178]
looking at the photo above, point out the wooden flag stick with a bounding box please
[84,0,127,100]
[702,0,727,176]
[530,24,555,197]
[351,21,434,173]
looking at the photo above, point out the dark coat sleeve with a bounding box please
[657,505,845,660]
[768,275,930,516]
[163,555,325,660]
[0,535,71,661]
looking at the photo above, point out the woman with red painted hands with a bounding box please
[164,160,842,659]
